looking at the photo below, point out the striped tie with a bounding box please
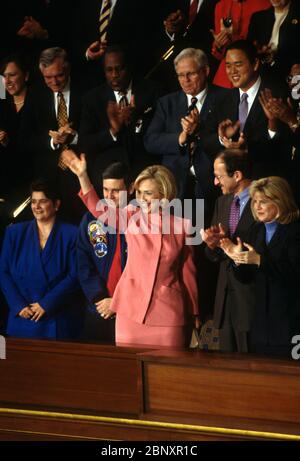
[99,0,111,42]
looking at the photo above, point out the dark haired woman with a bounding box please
[0,180,83,339]
[0,55,32,198]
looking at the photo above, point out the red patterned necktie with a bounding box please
[229,196,240,236]
[189,0,199,25]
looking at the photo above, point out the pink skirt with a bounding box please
[116,313,186,348]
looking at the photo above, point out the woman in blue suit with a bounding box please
[0,179,83,339]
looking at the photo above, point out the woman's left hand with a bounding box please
[30,302,46,322]
[228,243,261,266]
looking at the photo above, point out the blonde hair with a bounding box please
[134,165,177,202]
[249,176,300,224]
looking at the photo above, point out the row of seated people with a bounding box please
[1,38,300,225]
[1,1,298,88]
[0,149,299,359]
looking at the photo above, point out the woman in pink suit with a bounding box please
[211,0,270,88]
[63,150,200,348]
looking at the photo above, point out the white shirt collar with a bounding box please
[186,85,208,110]
[239,76,261,110]
[114,81,132,104]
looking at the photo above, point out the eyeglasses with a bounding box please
[176,71,200,80]
[214,174,228,181]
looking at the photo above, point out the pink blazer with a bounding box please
[79,188,199,327]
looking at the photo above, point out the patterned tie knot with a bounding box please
[229,195,240,237]
[57,92,68,128]
[188,96,197,114]
[241,92,248,102]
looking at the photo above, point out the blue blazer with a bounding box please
[144,85,227,199]
[0,220,83,339]
[77,212,127,313]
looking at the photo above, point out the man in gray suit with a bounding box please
[201,149,255,352]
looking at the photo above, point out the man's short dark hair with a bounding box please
[103,45,131,70]
[102,162,132,188]
[226,39,258,65]
[217,149,252,179]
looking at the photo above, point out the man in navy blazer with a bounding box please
[77,162,133,342]
[144,47,226,206]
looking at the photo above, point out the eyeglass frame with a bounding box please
[176,68,204,80]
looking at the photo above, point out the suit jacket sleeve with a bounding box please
[144,98,184,156]
[255,225,300,283]
[79,94,118,154]
[37,230,79,315]
[0,227,29,316]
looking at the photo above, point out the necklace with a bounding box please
[14,100,24,106]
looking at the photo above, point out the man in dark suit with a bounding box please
[79,46,161,192]
[202,39,288,179]
[144,47,226,206]
[201,149,256,352]
[248,0,300,86]
[20,47,85,222]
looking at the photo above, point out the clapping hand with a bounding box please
[218,119,245,149]
[49,123,76,145]
[220,238,260,266]
[0,130,8,146]
[211,19,233,52]
[86,40,107,60]
[179,108,199,145]
[17,16,48,40]
[164,10,185,35]
[200,223,226,249]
